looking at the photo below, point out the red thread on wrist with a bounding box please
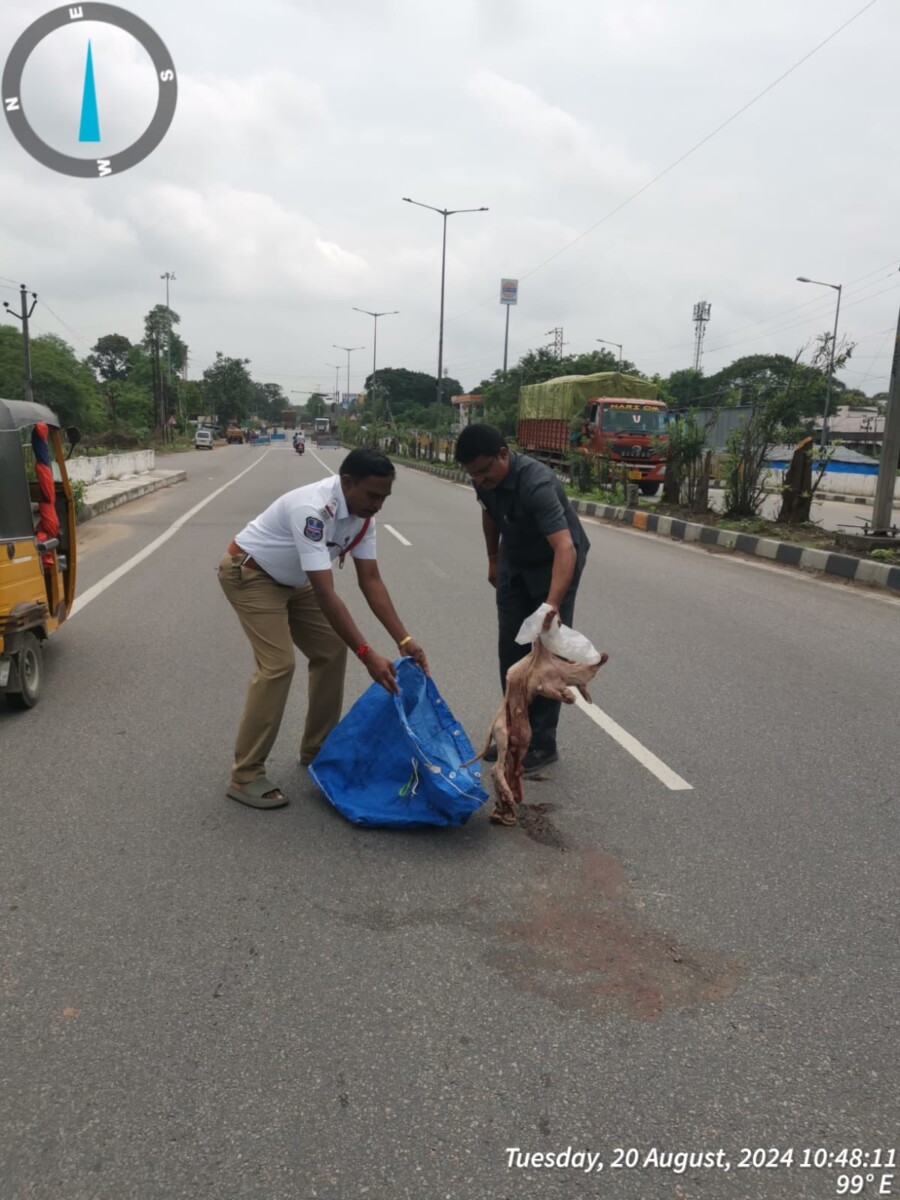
[356,643,371,660]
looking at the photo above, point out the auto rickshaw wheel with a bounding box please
[7,632,42,710]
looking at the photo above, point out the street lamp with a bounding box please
[796,275,842,449]
[160,271,176,433]
[160,271,176,381]
[596,338,623,370]
[402,196,488,426]
[353,307,399,426]
[332,344,365,416]
[325,362,342,411]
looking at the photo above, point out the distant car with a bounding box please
[194,429,214,450]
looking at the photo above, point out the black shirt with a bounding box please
[475,452,590,572]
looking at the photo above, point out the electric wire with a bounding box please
[443,0,882,330]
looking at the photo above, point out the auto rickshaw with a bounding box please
[0,398,80,709]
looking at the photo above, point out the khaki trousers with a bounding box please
[217,552,347,785]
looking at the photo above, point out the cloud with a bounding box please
[466,69,648,193]
[120,185,368,300]
[171,70,327,170]
[2,0,898,392]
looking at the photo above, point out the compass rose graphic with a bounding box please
[3,3,177,178]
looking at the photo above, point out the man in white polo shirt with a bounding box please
[218,447,427,809]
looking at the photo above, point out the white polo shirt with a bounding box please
[235,475,376,587]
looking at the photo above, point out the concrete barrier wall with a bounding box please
[762,466,900,499]
[67,450,155,484]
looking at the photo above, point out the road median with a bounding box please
[78,468,187,522]
[398,458,900,596]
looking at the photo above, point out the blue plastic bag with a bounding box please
[309,659,488,828]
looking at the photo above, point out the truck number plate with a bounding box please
[629,470,642,480]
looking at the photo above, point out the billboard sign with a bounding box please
[500,278,518,305]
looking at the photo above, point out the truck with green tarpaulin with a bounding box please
[517,371,668,495]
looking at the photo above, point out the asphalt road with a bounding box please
[2,442,898,1200]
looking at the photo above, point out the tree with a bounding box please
[720,335,856,519]
[86,333,133,382]
[840,387,873,408]
[704,340,853,424]
[142,304,187,431]
[0,327,103,429]
[363,367,464,429]
[201,352,255,422]
[664,368,706,409]
[253,381,288,423]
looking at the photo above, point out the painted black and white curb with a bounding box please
[406,461,900,596]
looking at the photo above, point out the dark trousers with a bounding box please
[496,564,581,753]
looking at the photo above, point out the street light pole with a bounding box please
[325,363,342,411]
[596,338,623,370]
[353,307,398,426]
[797,275,842,449]
[333,344,364,415]
[160,271,176,435]
[402,197,488,428]
[160,272,176,381]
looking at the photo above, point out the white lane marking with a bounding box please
[573,692,693,791]
[70,451,272,618]
[383,524,411,546]
[422,558,449,579]
[307,446,335,475]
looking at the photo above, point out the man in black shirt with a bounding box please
[455,424,590,773]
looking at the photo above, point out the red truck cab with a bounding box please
[581,398,668,495]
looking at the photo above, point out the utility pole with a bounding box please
[352,307,398,427]
[545,327,565,359]
[402,198,489,430]
[160,272,176,380]
[325,363,342,411]
[692,301,711,372]
[870,304,900,535]
[796,277,842,449]
[161,272,176,439]
[333,345,364,417]
[2,284,38,402]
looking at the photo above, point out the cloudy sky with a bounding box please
[1,0,897,402]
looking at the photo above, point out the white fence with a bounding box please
[763,466,900,500]
[66,450,155,484]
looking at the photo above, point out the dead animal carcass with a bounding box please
[465,640,608,826]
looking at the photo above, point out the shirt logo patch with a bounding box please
[303,516,325,542]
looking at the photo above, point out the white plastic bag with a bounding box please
[514,603,602,664]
